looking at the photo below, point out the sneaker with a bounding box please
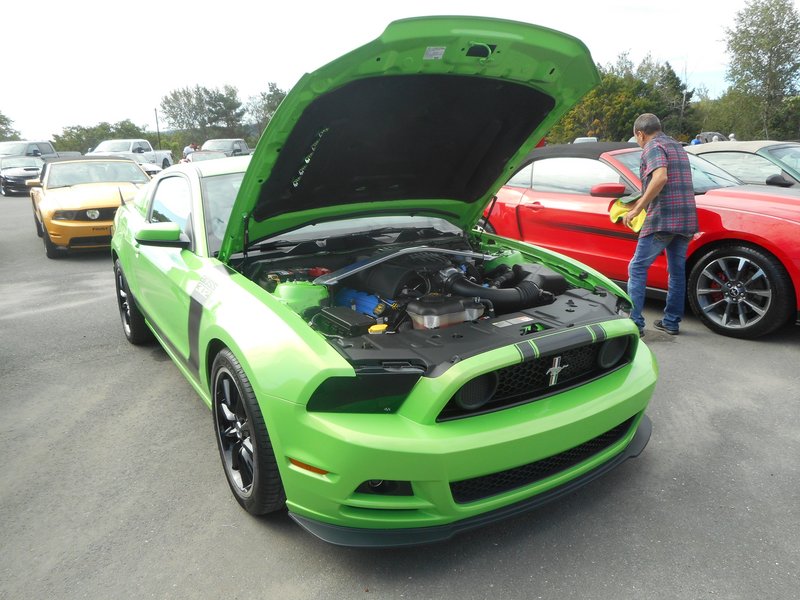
[654,320,679,335]
[638,327,645,338]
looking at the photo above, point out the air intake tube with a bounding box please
[439,265,555,313]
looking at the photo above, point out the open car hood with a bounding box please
[218,16,599,262]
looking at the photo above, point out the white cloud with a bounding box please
[0,0,785,140]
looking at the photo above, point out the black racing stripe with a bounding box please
[589,324,607,342]
[533,327,595,357]
[137,301,194,375]
[556,223,640,242]
[515,341,536,362]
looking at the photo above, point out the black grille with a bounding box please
[438,341,631,421]
[69,235,112,247]
[450,417,636,504]
[72,207,118,221]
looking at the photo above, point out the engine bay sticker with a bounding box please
[423,46,446,60]
[492,315,535,328]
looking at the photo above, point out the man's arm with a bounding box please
[623,167,667,227]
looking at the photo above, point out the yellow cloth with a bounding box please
[609,199,646,233]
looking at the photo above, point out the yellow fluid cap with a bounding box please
[368,323,389,334]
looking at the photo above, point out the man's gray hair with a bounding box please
[633,113,662,135]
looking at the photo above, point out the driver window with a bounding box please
[150,176,192,242]
[532,157,625,194]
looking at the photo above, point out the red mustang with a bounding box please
[482,142,800,339]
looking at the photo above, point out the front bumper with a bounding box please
[266,333,658,545]
[291,414,651,547]
[44,218,114,249]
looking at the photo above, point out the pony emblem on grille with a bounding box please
[546,356,569,386]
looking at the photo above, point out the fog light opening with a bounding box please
[354,480,413,496]
[453,372,499,411]
[597,337,630,369]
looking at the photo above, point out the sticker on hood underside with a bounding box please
[423,46,446,60]
[492,315,535,327]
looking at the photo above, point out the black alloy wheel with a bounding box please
[687,245,793,339]
[212,349,285,515]
[113,259,152,344]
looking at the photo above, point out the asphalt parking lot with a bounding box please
[1,193,798,600]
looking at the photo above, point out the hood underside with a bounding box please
[220,16,599,262]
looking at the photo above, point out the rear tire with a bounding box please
[114,259,153,344]
[162,158,170,169]
[212,349,286,515]
[687,245,793,339]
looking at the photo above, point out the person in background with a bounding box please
[728,132,737,141]
[183,143,197,159]
[690,134,703,145]
[712,135,721,142]
[623,113,698,336]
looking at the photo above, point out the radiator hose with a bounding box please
[440,265,554,313]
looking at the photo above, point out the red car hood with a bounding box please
[699,185,800,224]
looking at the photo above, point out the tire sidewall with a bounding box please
[688,245,792,339]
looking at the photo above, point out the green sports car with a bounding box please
[111,16,657,547]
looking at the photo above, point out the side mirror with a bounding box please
[590,183,628,198]
[766,173,794,187]
[26,179,42,188]
[30,149,42,157]
[132,147,145,154]
[87,147,93,153]
[232,148,241,155]
[135,222,190,248]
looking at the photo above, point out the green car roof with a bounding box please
[219,16,599,262]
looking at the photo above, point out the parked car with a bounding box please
[181,150,227,163]
[687,140,800,187]
[29,156,150,258]
[110,17,657,547]
[88,139,173,169]
[696,131,727,143]
[0,156,44,196]
[200,138,251,156]
[481,142,800,339]
[0,140,81,159]
[573,136,598,143]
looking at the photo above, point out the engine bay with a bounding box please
[240,235,628,365]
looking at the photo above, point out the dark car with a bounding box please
[687,140,800,188]
[0,156,44,196]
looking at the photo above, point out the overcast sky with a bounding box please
[1,0,788,141]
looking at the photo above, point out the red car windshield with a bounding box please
[613,149,741,194]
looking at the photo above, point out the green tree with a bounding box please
[52,120,149,153]
[246,82,288,137]
[160,85,245,139]
[0,111,20,141]
[725,0,800,137]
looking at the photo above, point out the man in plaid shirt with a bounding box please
[623,113,698,336]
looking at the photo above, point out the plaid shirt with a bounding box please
[639,133,698,237]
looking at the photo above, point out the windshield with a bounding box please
[201,140,231,151]
[613,148,741,193]
[253,216,463,249]
[0,156,43,169]
[94,141,131,152]
[764,144,800,174]
[46,161,150,188]
[0,142,28,156]
[201,171,246,255]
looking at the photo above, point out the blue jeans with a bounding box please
[627,232,690,331]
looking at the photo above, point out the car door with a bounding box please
[515,156,639,281]
[133,174,204,365]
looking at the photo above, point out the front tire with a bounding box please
[114,259,153,344]
[42,228,65,259]
[212,349,286,515]
[687,245,793,339]
[33,206,43,238]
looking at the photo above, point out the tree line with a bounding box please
[2,0,799,150]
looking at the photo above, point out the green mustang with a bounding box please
[111,16,657,546]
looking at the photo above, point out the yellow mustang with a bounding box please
[30,156,151,258]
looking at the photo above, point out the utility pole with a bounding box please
[154,108,162,150]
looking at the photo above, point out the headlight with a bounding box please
[52,210,77,220]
